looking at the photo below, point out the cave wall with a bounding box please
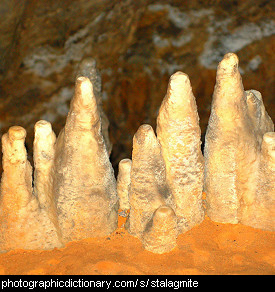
[0,0,274,172]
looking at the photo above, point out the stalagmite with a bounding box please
[142,206,178,254]
[0,53,273,254]
[76,58,112,155]
[117,158,132,210]
[156,72,205,233]
[33,120,61,239]
[33,121,56,210]
[53,76,118,243]
[204,53,274,230]
[127,124,173,239]
[0,126,62,252]
[128,72,205,253]
[240,132,275,231]
[1,127,32,215]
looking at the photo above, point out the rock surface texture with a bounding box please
[0,1,274,174]
[125,72,204,253]
[53,77,118,243]
[156,72,205,233]
[0,126,62,251]
[0,52,274,254]
[0,76,118,252]
[117,158,132,211]
[127,124,176,248]
[204,53,274,231]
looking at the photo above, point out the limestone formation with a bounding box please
[126,72,204,253]
[33,121,56,211]
[156,72,205,233]
[76,58,112,155]
[142,206,178,254]
[53,76,118,243]
[0,52,273,254]
[127,124,174,239]
[33,120,62,240]
[0,126,62,252]
[117,158,132,210]
[0,75,118,252]
[204,53,274,230]
[240,132,275,231]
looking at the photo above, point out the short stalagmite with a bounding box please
[33,121,56,210]
[142,206,178,254]
[204,53,274,230]
[117,158,132,211]
[156,72,205,233]
[53,76,118,243]
[0,126,62,252]
[127,124,173,239]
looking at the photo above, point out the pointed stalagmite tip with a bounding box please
[118,159,132,178]
[170,71,190,87]
[119,158,132,167]
[218,52,239,76]
[247,89,263,102]
[167,71,192,102]
[134,124,156,145]
[76,75,91,86]
[34,120,56,163]
[74,76,96,109]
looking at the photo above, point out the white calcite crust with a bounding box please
[156,72,205,233]
[117,158,132,210]
[0,76,118,252]
[204,53,274,230]
[0,126,62,252]
[0,52,273,254]
[127,72,205,253]
[53,77,118,243]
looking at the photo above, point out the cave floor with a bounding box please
[0,215,274,275]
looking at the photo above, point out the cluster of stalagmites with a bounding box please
[0,53,274,254]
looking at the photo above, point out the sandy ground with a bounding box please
[0,214,274,275]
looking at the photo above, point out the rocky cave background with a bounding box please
[0,0,274,175]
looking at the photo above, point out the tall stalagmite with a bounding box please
[156,72,205,233]
[76,58,112,155]
[53,76,118,243]
[127,72,205,253]
[204,53,274,230]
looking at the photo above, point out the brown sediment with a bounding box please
[0,214,273,275]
